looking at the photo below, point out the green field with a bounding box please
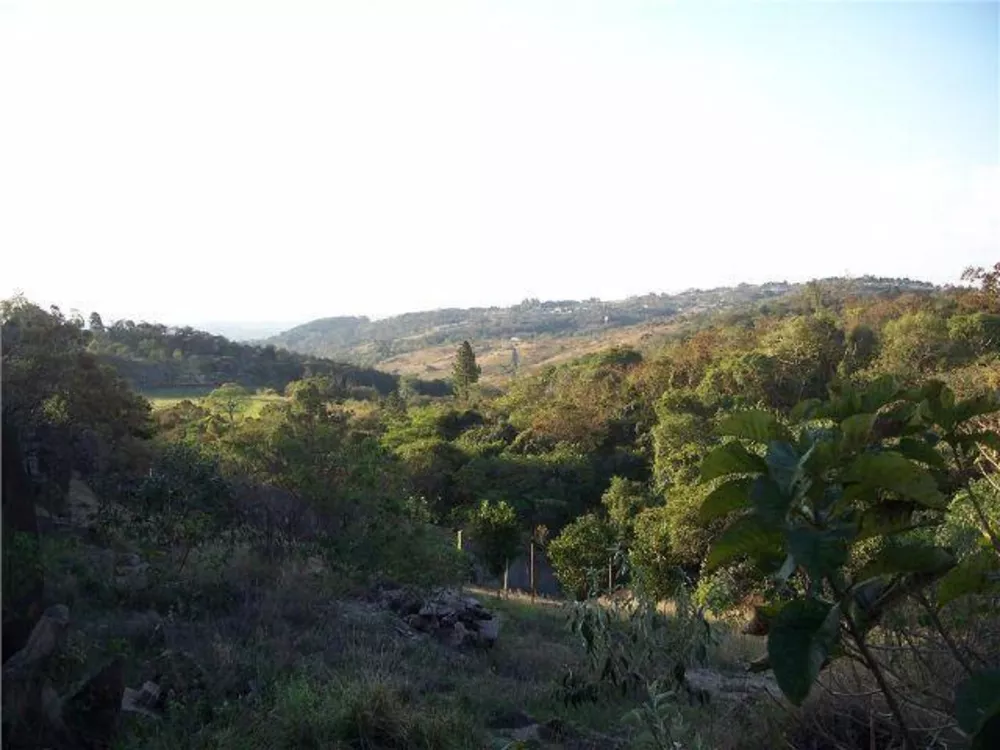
[142,386,286,415]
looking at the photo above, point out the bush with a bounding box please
[465,499,521,582]
[548,513,615,600]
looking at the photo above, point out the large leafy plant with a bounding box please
[698,377,1000,748]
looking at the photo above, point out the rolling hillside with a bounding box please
[267,276,938,381]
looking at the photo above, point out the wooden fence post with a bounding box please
[530,541,536,603]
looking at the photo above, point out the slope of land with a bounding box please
[267,277,937,379]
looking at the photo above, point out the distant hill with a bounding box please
[85,317,447,397]
[266,276,938,379]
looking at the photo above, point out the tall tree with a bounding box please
[452,340,481,399]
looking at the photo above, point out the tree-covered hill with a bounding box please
[10,300,447,398]
[266,276,938,371]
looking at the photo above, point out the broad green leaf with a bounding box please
[790,398,822,423]
[802,435,839,476]
[699,477,751,522]
[937,549,1000,607]
[950,393,1000,427]
[766,441,801,493]
[856,501,935,540]
[860,375,900,413]
[750,476,791,523]
[897,437,947,471]
[767,598,840,705]
[919,382,957,429]
[700,442,767,482]
[843,452,946,508]
[786,527,850,580]
[705,515,782,572]
[719,410,791,443]
[955,670,1000,741]
[854,543,955,584]
[822,389,864,421]
[840,413,876,453]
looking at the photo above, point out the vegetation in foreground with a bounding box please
[3,263,999,748]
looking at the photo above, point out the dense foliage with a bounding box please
[3,268,998,749]
[82,306,446,396]
[267,276,936,366]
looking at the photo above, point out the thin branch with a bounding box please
[913,593,975,676]
[840,604,917,750]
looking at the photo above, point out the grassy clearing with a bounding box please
[142,388,285,414]
[31,528,801,750]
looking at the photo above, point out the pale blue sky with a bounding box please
[1,0,997,328]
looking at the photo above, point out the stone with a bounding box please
[122,681,161,718]
[380,586,500,648]
[683,667,782,702]
[474,616,500,647]
[442,621,468,648]
[3,605,71,679]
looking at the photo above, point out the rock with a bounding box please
[122,681,161,719]
[66,478,100,529]
[683,667,782,702]
[475,616,500,647]
[3,605,71,679]
[442,621,468,648]
[380,586,500,648]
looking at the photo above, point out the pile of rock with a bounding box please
[376,586,500,649]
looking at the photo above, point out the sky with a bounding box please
[1,0,997,331]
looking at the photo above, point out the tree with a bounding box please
[548,513,615,600]
[697,382,1000,746]
[466,499,521,588]
[1,297,152,490]
[601,476,652,540]
[878,311,952,375]
[452,340,481,399]
[88,311,104,332]
[205,383,251,426]
[962,261,1000,312]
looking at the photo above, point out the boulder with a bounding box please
[122,681,162,719]
[475,616,500,647]
[683,667,782,702]
[379,587,500,648]
[2,604,71,678]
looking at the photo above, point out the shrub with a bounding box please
[465,499,521,583]
[548,513,615,600]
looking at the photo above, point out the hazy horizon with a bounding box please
[2,0,997,327]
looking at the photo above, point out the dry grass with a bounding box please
[377,319,688,385]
